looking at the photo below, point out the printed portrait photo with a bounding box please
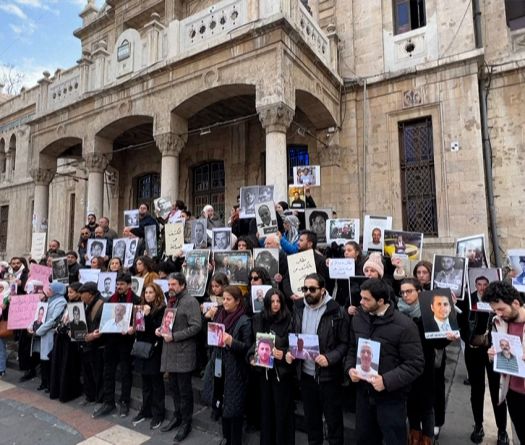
[124,209,140,228]
[184,250,210,297]
[456,234,488,268]
[258,185,274,203]
[67,302,87,341]
[32,303,48,332]
[508,249,525,293]
[326,218,360,245]
[97,272,117,301]
[52,257,69,283]
[160,308,176,335]
[255,333,275,369]
[293,165,321,186]
[383,230,423,261]
[154,197,173,219]
[112,238,127,261]
[191,219,208,249]
[288,185,306,211]
[86,238,107,263]
[131,276,145,297]
[255,201,278,235]
[306,208,331,245]
[144,225,157,257]
[356,338,380,381]
[420,289,460,340]
[213,251,252,286]
[212,228,232,251]
[253,248,279,278]
[288,333,319,361]
[431,254,466,298]
[251,285,272,313]
[467,268,501,312]
[362,215,392,253]
[124,238,138,269]
[99,303,133,334]
[208,322,226,347]
[134,306,146,332]
[492,332,525,378]
[240,186,259,218]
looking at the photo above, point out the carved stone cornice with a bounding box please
[30,168,55,186]
[84,152,110,173]
[154,132,185,157]
[258,102,295,133]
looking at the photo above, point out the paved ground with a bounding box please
[0,342,519,445]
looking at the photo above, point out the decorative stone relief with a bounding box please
[154,132,185,157]
[118,100,133,116]
[203,69,219,88]
[29,167,55,186]
[84,152,110,173]
[403,88,425,108]
[258,102,295,133]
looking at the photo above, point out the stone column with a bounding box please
[30,167,55,232]
[4,152,12,182]
[155,132,184,203]
[258,102,295,202]
[84,152,109,218]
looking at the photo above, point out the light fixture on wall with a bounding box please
[200,127,211,136]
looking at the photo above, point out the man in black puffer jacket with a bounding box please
[345,278,423,445]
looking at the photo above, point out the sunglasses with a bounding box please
[301,286,321,293]
[250,275,260,281]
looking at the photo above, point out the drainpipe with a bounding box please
[473,0,502,266]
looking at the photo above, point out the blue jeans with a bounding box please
[0,338,6,372]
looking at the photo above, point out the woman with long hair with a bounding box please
[135,256,159,288]
[413,261,433,291]
[132,282,166,429]
[249,288,294,445]
[108,257,123,273]
[202,285,252,445]
[90,256,106,272]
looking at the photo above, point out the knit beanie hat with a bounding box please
[363,252,384,278]
[49,281,67,296]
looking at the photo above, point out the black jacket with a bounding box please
[290,297,349,383]
[134,305,165,375]
[345,305,424,400]
[131,214,159,239]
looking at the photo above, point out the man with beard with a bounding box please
[434,256,463,293]
[66,251,81,284]
[98,217,118,241]
[286,273,348,445]
[308,210,328,245]
[130,203,159,239]
[85,213,98,236]
[157,273,201,442]
[486,282,525,445]
[192,220,207,248]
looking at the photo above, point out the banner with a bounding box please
[7,294,42,330]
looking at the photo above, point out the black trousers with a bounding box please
[407,376,434,437]
[40,360,50,388]
[433,349,446,427]
[102,341,133,404]
[141,373,165,421]
[300,374,344,445]
[168,371,194,424]
[18,331,38,371]
[506,389,525,443]
[82,348,104,402]
[355,388,407,445]
[260,372,295,445]
[464,345,507,430]
[222,416,244,445]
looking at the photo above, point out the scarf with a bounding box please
[216,305,245,332]
[168,292,178,308]
[398,299,421,319]
[110,289,134,303]
[284,215,300,244]
[0,280,10,305]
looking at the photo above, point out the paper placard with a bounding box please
[329,258,355,279]
[7,294,42,329]
[30,232,47,261]
[287,249,316,298]
[165,223,185,255]
[26,264,51,294]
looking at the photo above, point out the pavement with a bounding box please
[0,341,519,445]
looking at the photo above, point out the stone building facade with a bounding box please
[0,0,523,264]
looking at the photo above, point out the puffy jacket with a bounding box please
[345,305,424,400]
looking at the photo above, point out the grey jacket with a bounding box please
[160,289,202,373]
[35,294,67,361]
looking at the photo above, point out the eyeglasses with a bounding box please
[400,289,417,296]
[250,275,260,281]
[301,286,321,293]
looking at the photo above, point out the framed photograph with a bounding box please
[356,338,380,381]
[255,333,275,368]
[208,322,226,347]
[154,197,173,219]
[112,238,127,262]
[383,230,423,261]
[51,257,69,284]
[251,285,272,313]
[160,308,176,335]
[26,264,51,294]
[32,303,48,332]
[305,208,332,246]
[240,186,259,219]
[329,258,355,279]
[420,289,460,339]
[124,209,139,228]
[293,165,321,186]
[467,268,501,312]
[213,251,252,286]
[326,218,360,245]
[288,185,306,211]
[131,276,145,297]
[431,254,467,299]
[212,228,232,251]
[98,272,117,301]
[253,248,279,277]
[191,219,208,249]
[287,249,316,298]
[67,302,87,341]
[99,303,133,334]
[362,215,392,253]
[184,249,210,297]
[456,234,488,268]
[165,223,185,255]
[124,238,139,268]
[144,225,157,257]
[86,238,107,262]
[288,333,319,360]
[492,332,525,378]
[79,268,100,284]
[508,249,525,293]
[258,185,274,203]
[255,201,278,236]
[134,305,146,332]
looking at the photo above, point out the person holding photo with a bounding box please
[486,281,525,444]
[132,283,166,430]
[248,288,294,445]
[202,285,252,445]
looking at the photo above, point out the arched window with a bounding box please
[8,134,16,173]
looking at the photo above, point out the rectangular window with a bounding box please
[287,145,310,185]
[399,117,438,235]
[193,161,225,222]
[0,205,8,252]
[506,0,525,30]
[136,173,160,211]
[394,0,426,35]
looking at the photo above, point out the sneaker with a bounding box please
[470,424,484,444]
[150,418,162,430]
[119,402,129,417]
[497,430,509,445]
[132,412,147,425]
[92,403,116,418]
[434,426,440,438]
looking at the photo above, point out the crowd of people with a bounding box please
[0,195,523,445]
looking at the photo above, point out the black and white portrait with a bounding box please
[67,302,87,341]
[191,219,208,249]
[253,248,279,277]
[455,235,488,268]
[131,276,145,297]
[144,225,157,257]
[212,228,232,251]
[184,250,210,297]
[124,238,138,269]
[327,218,360,245]
[306,209,331,245]
[255,201,278,235]
[112,238,127,261]
[52,257,69,283]
[258,186,274,203]
[154,197,173,219]
[124,209,140,228]
[431,255,467,298]
[240,186,259,218]
[362,215,392,253]
[98,272,117,301]
[86,239,107,262]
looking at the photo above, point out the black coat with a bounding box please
[134,306,165,375]
[131,214,159,239]
[345,305,424,400]
[290,298,349,382]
